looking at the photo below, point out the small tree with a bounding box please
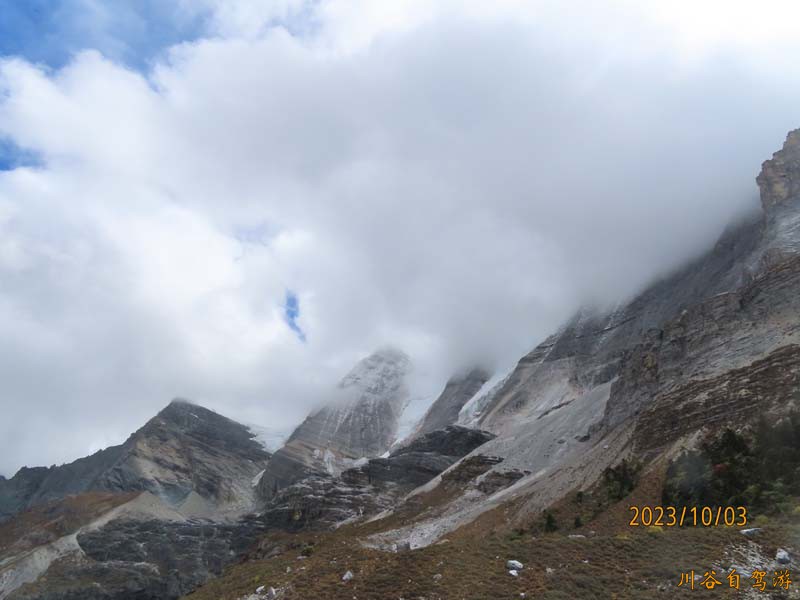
[544,511,558,532]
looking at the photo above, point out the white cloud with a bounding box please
[1,1,800,474]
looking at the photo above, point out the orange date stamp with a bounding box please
[628,505,747,527]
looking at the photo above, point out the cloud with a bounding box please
[1,1,800,475]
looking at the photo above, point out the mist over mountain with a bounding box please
[3,1,800,477]
[3,3,800,598]
[3,128,800,599]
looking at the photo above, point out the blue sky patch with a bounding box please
[0,1,207,71]
[283,290,307,342]
[0,138,43,171]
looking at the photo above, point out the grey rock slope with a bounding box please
[257,348,411,501]
[0,400,270,522]
[473,132,800,463]
[367,129,800,548]
[413,368,491,437]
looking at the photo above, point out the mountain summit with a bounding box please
[0,399,270,522]
[256,347,411,501]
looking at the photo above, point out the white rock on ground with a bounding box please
[342,570,354,582]
[508,569,519,577]
[740,528,762,537]
[506,560,524,570]
[777,549,791,564]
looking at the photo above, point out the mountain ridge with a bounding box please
[0,398,270,523]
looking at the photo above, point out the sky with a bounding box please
[1,0,799,476]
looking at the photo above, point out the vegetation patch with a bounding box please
[663,413,800,515]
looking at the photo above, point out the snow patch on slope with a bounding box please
[251,469,265,487]
[393,391,437,446]
[457,371,511,427]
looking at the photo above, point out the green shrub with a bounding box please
[544,511,558,532]
[603,459,641,501]
[663,413,800,513]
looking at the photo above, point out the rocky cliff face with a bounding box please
[478,130,800,448]
[0,400,271,522]
[359,129,800,549]
[6,512,269,600]
[412,368,491,437]
[256,348,411,501]
[257,425,494,533]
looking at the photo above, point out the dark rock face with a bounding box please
[0,400,270,522]
[260,474,394,532]
[8,515,268,600]
[476,468,527,494]
[344,426,495,490]
[342,453,454,489]
[392,426,495,459]
[261,426,494,532]
[758,129,800,213]
[9,560,171,600]
[0,468,53,523]
[413,369,491,437]
[440,455,504,485]
[257,348,410,502]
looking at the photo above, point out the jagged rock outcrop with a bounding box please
[260,426,494,532]
[257,348,411,502]
[758,129,800,212]
[412,368,491,437]
[259,474,393,532]
[343,426,495,490]
[0,400,271,523]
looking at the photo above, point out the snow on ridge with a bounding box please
[246,424,290,453]
[457,370,511,428]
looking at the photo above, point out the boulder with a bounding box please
[740,528,763,537]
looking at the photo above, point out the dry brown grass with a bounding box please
[0,492,136,559]
[185,481,800,600]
